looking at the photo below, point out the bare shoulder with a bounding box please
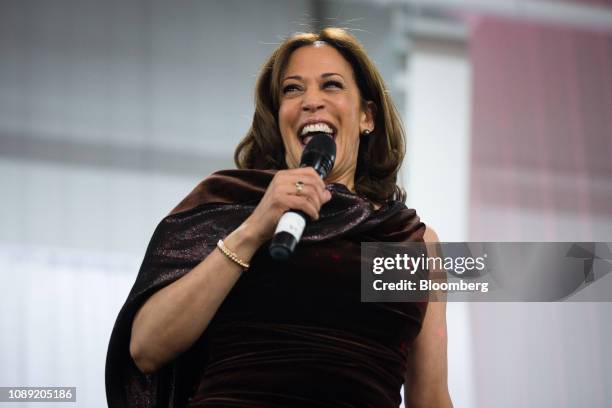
[423,226,440,244]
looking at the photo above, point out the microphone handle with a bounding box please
[269,165,325,261]
[269,210,307,261]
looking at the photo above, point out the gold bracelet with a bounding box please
[216,239,250,271]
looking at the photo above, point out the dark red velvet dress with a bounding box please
[105,169,427,408]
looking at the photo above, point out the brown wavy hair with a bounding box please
[234,27,406,204]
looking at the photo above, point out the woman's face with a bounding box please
[278,43,374,189]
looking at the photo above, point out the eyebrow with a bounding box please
[283,72,344,82]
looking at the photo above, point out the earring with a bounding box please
[362,129,371,136]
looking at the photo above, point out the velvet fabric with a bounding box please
[105,169,427,408]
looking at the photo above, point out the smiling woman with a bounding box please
[106,27,452,408]
[235,28,407,207]
[278,42,374,193]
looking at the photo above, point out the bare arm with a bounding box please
[129,224,259,374]
[404,227,453,407]
[129,168,331,374]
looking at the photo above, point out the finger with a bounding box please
[322,187,332,203]
[300,183,322,209]
[305,176,329,204]
[286,195,319,220]
[291,172,330,205]
[281,182,322,210]
[304,168,327,190]
[299,174,327,200]
[287,167,326,190]
[276,169,327,205]
[312,184,330,207]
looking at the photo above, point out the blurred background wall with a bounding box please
[1,0,611,407]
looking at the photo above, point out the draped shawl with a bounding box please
[105,169,427,408]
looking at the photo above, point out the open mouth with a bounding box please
[298,122,337,147]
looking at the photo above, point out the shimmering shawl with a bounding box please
[105,169,426,407]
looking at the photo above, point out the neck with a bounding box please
[326,173,382,210]
[326,168,356,193]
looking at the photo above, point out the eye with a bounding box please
[323,80,343,89]
[282,84,301,94]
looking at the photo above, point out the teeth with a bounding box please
[300,123,334,136]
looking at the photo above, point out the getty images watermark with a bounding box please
[360,242,612,302]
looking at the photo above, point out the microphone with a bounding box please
[269,132,336,261]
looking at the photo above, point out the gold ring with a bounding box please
[295,181,304,195]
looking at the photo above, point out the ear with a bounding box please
[360,100,376,133]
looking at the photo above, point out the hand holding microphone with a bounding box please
[239,133,336,260]
[269,133,336,260]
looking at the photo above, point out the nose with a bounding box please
[301,88,325,112]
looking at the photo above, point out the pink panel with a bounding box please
[468,17,612,241]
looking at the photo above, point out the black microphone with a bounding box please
[269,132,336,261]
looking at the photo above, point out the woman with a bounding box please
[106,28,452,407]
